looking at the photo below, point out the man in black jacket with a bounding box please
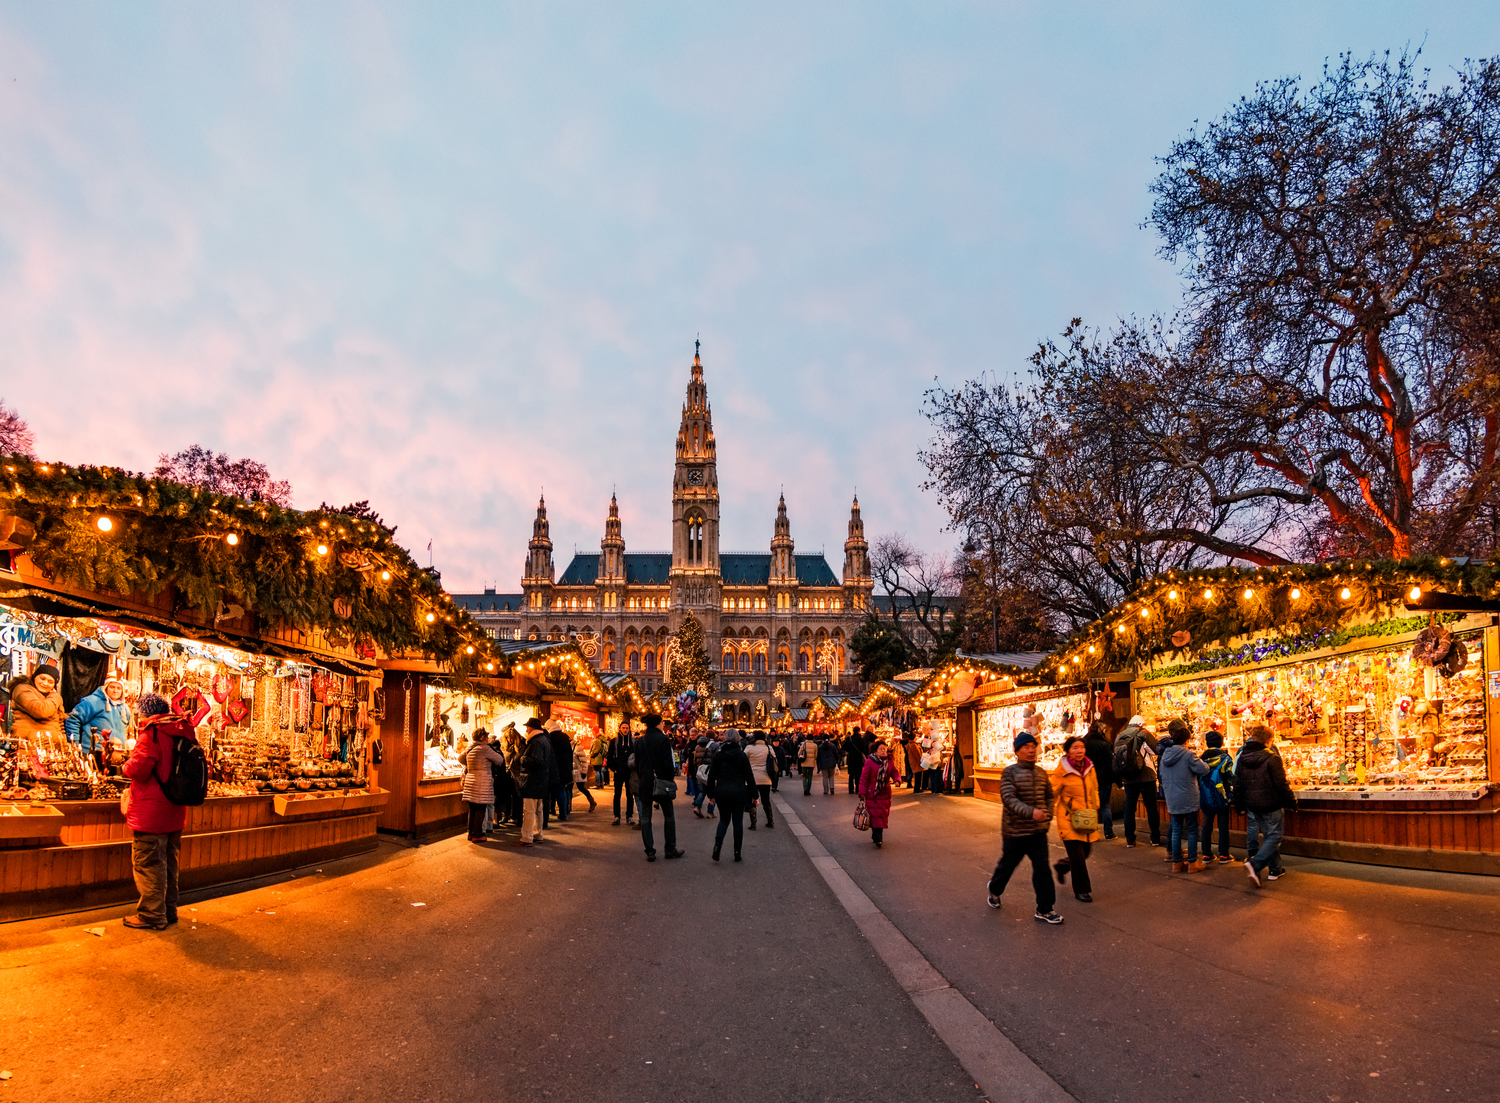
[634,713,684,862]
[514,717,559,847]
[1083,722,1117,840]
[1234,724,1296,887]
[844,732,866,794]
[546,720,574,824]
[607,720,636,826]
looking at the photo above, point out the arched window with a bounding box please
[628,650,639,671]
[605,648,616,670]
[685,513,705,564]
[644,650,657,673]
[722,652,734,672]
[798,650,809,673]
[776,648,790,673]
[753,652,766,674]
[738,652,750,673]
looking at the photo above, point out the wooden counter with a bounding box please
[0,792,384,923]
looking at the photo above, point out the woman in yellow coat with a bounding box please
[1051,735,1101,902]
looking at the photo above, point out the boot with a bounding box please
[1171,861,1187,872]
[712,843,722,862]
[586,794,597,811]
[1053,860,1069,885]
[1188,858,1208,872]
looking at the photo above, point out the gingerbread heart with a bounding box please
[227,699,250,724]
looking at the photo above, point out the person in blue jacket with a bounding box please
[65,675,132,753]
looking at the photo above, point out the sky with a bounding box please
[1,3,1497,590]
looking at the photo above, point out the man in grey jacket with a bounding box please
[986,733,1062,924]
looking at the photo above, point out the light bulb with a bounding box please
[425,612,436,623]
[1204,588,1213,599]
[1168,589,1178,600]
[380,570,391,581]
[96,516,113,532]
[316,544,329,556]
[226,533,239,546]
[1409,586,1421,600]
[1290,588,1301,599]
[1340,587,1352,600]
[1139,608,1150,619]
[1243,589,1253,600]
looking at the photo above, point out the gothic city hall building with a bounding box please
[454,346,874,723]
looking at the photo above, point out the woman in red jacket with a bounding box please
[122,693,198,930]
[858,739,895,848]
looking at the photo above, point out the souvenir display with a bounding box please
[1136,631,1489,794]
[975,690,1090,771]
[421,686,534,778]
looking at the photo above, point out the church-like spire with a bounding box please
[523,494,555,606]
[770,493,795,582]
[842,494,869,586]
[601,492,625,580]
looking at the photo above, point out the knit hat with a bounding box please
[32,663,60,686]
[1013,732,1038,752]
[525,717,544,730]
[137,692,171,718]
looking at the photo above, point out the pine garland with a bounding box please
[0,454,504,669]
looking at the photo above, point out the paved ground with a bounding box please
[4,775,1498,1103]
[0,788,981,1103]
[789,779,1500,1103]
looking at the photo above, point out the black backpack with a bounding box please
[159,733,209,806]
[1112,731,1143,778]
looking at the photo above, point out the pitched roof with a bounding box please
[557,552,841,587]
[558,553,672,586]
[450,592,526,613]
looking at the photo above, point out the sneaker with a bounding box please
[986,891,1002,910]
[1267,869,1285,881]
[122,915,168,931]
[611,818,621,826]
[1244,860,1261,887]
[1125,842,1137,848]
[1217,855,1234,864]
[1034,910,1064,925]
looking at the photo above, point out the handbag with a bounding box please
[1069,806,1100,833]
[696,762,711,784]
[653,776,678,800]
[853,800,871,831]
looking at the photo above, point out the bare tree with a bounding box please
[868,533,961,665]
[154,445,293,505]
[0,399,36,458]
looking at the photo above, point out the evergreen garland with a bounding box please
[0,455,505,669]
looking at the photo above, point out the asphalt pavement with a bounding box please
[788,778,1500,1103]
[0,789,983,1103]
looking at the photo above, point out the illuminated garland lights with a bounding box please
[1049,557,1494,682]
[0,454,507,673]
[908,656,1037,711]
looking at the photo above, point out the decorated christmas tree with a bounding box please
[661,613,713,698]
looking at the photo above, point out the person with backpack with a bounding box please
[691,734,718,818]
[1112,714,1162,849]
[607,720,635,826]
[798,734,819,795]
[1157,719,1210,873]
[1083,721,1117,840]
[121,692,205,931]
[1234,724,1297,887]
[1198,730,1235,863]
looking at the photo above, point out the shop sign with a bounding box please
[0,619,35,658]
[1489,671,1500,700]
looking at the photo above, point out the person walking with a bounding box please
[798,734,819,795]
[608,720,636,826]
[1234,724,1297,887]
[1198,731,1235,862]
[1158,720,1209,872]
[513,717,558,847]
[986,732,1062,924]
[573,737,598,812]
[816,735,838,795]
[461,730,506,842]
[691,734,717,818]
[546,720,574,823]
[120,693,197,930]
[845,732,866,794]
[706,729,756,862]
[858,738,894,848]
[904,735,923,791]
[744,732,777,829]
[590,734,608,789]
[1113,714,1162,848]
[1083,720,1117,840]
[1050,735,1100,902]
[634,713,684,862]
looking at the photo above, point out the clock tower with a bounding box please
[670,341,721,645]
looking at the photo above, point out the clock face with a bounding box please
[687,468,704,485]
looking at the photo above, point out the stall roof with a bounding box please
[954,649,1050,670]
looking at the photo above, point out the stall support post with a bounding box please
[1486,624,1500,786]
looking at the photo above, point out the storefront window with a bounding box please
[975,690,1089,771]
[1136,632,1488,795]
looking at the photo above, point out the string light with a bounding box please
[425,612,437,623]
[1243,588,1253,600]
[316,544,329,556]
[1409,586,1421,600]
[1203,588,1214,599]
[381,571,391,581]
[96,516,113,532]
[1290,588,1301,599]
[226,533,239,546]
[1340,587,1352,600]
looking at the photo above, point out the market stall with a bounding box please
[1055,560,1500,874]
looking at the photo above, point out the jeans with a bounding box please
[988,832,1055,912]
[594,765,608,788]
[1245,808,1285,874]
[755,784,775,826]
[521,797,545,840]
[639,796,677,857]
[847,761,862,792]
[131,830,181,926]
[1122,778,1161,844]
[801,767,814,794]
[1098,780,1116,837]
[1168,812,1200,862]
[1057,839,1092,895]
[820,768,835,794]
[1200,805,1231,857]
[714,798,746,854]
[466,801,489,839]
[613,771,633,820]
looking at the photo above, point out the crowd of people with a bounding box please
[985,713,1299,925]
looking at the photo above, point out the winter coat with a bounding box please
[1083,729,1115,790]
[799,739,820,768]
[65,688,132,751]
[123,715,198,834]
[1113,723,1160,783]
[10,680,66,740]
[845,738,866,781]
[692,739,716,773]
[706,742,757,807]
[548,730,574,784]
[858,754,894,829]
[634,725,677,799]
[462,741,505,803]
[1157,742,1209,815]
[1233,741,1296,813]
[515,733,558,799]
[816,740,838,771]
[573,742,590,781]
[588,739,607,769]
[904,739,922,777]
[1050,756,1101,843]
[1000,761,1053,838]
[606,731,633,772]
[743,740,776,784]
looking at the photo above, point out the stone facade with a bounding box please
[452,345,874,724]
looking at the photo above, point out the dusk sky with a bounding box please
[1,4,1496,590]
